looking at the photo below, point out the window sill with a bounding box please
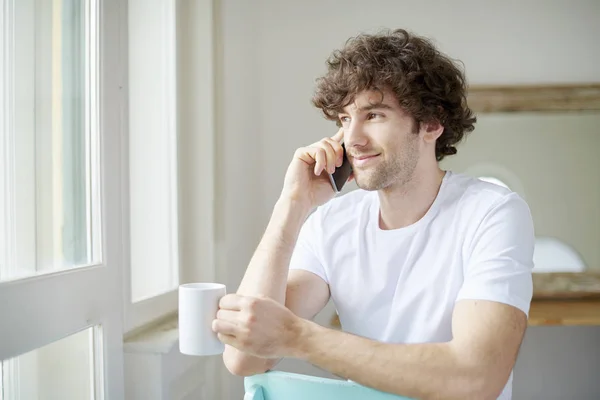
[123,314,180,355]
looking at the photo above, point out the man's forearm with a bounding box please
[223,197,311,374]
[236,197,311,300]
[294,322,497,400]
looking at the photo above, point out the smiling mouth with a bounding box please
[351,154,381,166]
[354,154,379,160]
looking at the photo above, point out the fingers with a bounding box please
[331,127,344,142]
[313,147,327,175]
[322,138,344,168]
[217,333,237,347]
[311,138,344,175]
[294,129,345,176]
[219,294,263,312]
[218,294,244,310]
[315,139,343,173]
[212,318,238,336]
[317,142,335,174]
[216,309,240,324]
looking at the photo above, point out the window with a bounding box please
[122,0,219,334]
[3,0,217,396]
[123,0,180,333]
[2,327,97,399]
[0,0,98,283]
[1,0,124,397]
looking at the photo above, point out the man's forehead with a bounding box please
[342,89,397,113]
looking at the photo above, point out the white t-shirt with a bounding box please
[289,171,535,400]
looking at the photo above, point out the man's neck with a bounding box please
[377,167,446,230]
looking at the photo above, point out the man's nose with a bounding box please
[344,120,368,148]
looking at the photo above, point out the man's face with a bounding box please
[338,89,422,191]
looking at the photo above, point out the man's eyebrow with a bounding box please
[339,103,394,114]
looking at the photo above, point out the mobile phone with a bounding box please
[328,143,353,193]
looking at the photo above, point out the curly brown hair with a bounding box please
[312,29,476,161]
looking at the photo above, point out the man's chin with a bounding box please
[354,176,381,192]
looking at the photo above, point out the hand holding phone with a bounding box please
[281,129,351,210]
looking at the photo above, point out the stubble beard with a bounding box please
[354,139,420,192]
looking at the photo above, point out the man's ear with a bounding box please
[421,120,444,143]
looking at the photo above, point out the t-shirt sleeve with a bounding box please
[288,208,329,284]
[456,193,535,316]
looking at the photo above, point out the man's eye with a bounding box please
[368,113,380,120]
[339,116,350,123]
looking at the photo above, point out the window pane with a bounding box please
[128,0,179,302]
[0,0,99,282]
[1,327,98,400]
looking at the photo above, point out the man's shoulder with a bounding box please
[444,171,531,228]
[445,172,520,209]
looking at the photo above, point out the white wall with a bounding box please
[215,0,600,399]
[441,113,600,271]
[214,2,267,398]
[251,0,600,216]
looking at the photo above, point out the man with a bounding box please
[212,29,534,400]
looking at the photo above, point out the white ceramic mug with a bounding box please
[179,282,226,356]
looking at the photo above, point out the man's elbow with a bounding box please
[222,348,271,377]
[223,358,260,377]
[457,368,508,400]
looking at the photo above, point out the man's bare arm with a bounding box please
[221,130,347,376]
[222,198,323,376]
[292,300,527,400]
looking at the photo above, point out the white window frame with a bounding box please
[0,0,37,282]
[0,0,126,398]
[2,0,218,394]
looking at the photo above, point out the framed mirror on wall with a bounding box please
[441,84,600,273]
